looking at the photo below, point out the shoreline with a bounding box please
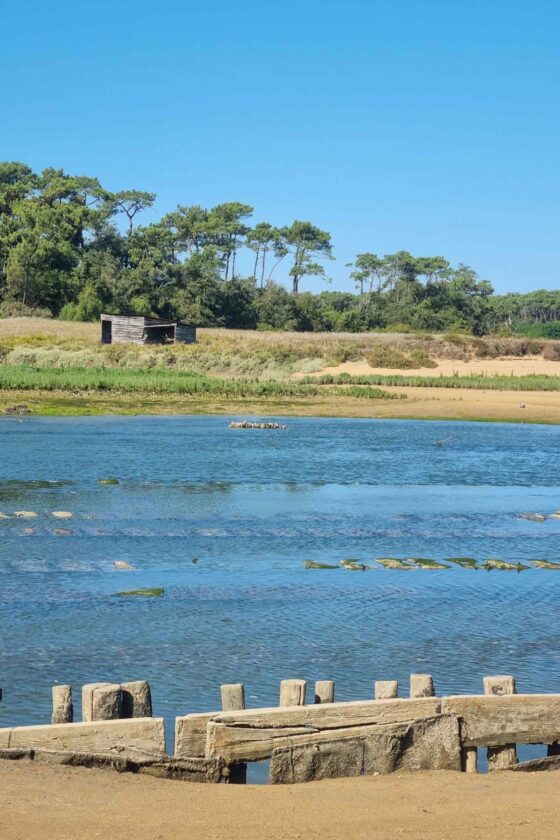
[1,761,557,840]
[1,385,559,424]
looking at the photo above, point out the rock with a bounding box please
[51,511,73,519]
[375,558,414,570]
[3,404,31,415]
[52,528,73,536]
[532,559,560,570]
[229,421,287,430]
[407,557,449,570]
[113,588,164,597]
[14,511,37,519]
[518,513,547,522]
[482,559,529,571]
[114,560,136,570]
[340,559,369,571]
[304,560,339,570]
[269,714,462,783]
[0,512,11,519]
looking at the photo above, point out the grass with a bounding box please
[0,365,399,400]
[301,372,560,392]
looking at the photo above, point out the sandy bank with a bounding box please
[318,355,560,378]
[1,386,559,423]
[1,760,557,840]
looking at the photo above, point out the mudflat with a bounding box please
[0,761,557,840]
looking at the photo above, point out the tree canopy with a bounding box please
[0,161,558,336]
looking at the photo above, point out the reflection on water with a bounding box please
[0,416,559,771]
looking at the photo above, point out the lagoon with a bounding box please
[1,416,559,766]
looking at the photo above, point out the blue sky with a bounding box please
[2,0,559,294]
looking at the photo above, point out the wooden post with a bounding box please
[51,685,73,724]
[121,680,152,718]
[221,683,245,713]
[82,683,111,722]
[410,674,435,698]
[314,680,335,704]
[279,679,306,707]
[462,746,478,774]
[221,683,246,784]
[375,680,398,700]
[92,684,123,721]
[484,675,518,769]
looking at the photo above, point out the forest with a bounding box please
[1,161,559,337]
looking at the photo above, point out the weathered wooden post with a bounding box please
[221,683,245,712]
[314,680,335,704]
[82,682,122,721]
[410,674,435,698]
[51,685,73,724]
[375,680,398,700]
[279,679,306,707]
[462,747,478,774]
[484,675,518,769]
[221,683,246,784]
[121,680,152,718]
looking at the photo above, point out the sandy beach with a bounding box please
[1,761,557,840]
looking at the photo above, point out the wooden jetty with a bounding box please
[2,674,560,784]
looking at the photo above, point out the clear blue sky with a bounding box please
[2,0,559,294]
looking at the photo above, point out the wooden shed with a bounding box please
[100,314,196,345]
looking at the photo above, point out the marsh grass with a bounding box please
[301,372,560,392]
[0,365,401,400]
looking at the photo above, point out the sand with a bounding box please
[1,761,558,840]
[320,355,560,378]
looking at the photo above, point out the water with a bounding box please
[1,416,559,772]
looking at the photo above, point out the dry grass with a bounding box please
[0,318,559,379]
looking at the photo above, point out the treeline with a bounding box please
[1,161,559,336]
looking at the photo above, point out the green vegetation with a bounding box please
[532,560,560,570]
[445,557,478,569]
[304,560,339,570]
[0,364,401,401]
[2,161,560,335]
[302,373,560,392]
[482,559,529,571]
[367,346,437,369]
[407,557,449,569]
[97,477,120,485]
[113,587,165,597]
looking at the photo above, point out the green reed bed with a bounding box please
[301,372,560,392]
[0,365,396,400]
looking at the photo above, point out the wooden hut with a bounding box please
[100,314,196,345]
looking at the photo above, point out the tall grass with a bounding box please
[301,373,560,391]
[0,365,397,400]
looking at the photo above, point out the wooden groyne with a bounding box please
[2,674,560,783]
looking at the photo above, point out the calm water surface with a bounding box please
[1,416,559,768]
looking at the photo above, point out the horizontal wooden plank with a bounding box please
[441,695,560,746]
[0,718,166,759]
[205,698,441,762]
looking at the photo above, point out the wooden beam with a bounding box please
[205,698,441,763]
[441,695,560,747]
[0,718,166,759]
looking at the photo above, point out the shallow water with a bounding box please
[1,416,559,773]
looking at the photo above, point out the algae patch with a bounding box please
[532,559,560,570]
[482,559,529,571]
[445,557,479,569]
[113,587,165,597]
[304,560,339,570]
[406,557,449,570]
